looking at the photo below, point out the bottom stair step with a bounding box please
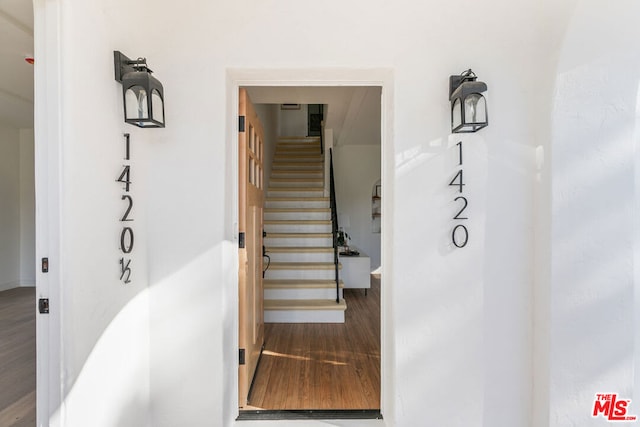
[264,299,347,323]
[264,279,344,300]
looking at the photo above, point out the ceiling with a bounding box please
[0,0,34,128]
[246,86,381,146]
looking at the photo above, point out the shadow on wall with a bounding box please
[50,243,225,427]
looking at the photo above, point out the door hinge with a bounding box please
[42,257,49,273]
[239,232,245,248]
[39,298,49,314]
[239,116,245,132]
[239,348,246,365]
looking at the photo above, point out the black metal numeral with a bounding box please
[449,169,464,193]
[124,133,131,160]
[453,196,468,220]
[118,134,134,283]
[452,224,469,248]
[121,195,134,221]
[117,165,131,192]
[451,141,469,248]
[120,226,134,254]
[119,258,132,283]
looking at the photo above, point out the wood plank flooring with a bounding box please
[0,287,36,427]
[247,276,380,410]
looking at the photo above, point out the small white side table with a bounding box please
[339,250,371,294]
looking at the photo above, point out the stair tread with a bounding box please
[265,207,330,212]
[265,232,332,237]
[264,299,347,311]
[269,262,341,269]
[270,178,323,182]
[266,197,329,202]
[264,220,331,224]
[272,170,323,174]
[273,161,322,165]
[275,149,322,153]
[264,279,344,288]
[268,187,325,192]
[266,246,333,252]
[274,154,323,158]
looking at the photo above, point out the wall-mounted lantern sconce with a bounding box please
[114,51,165,128]
[449,69,487,133]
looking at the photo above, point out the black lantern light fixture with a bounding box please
[114,51,165,128]
[449,69,487,133]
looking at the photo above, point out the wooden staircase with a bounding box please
[263,137,347,323]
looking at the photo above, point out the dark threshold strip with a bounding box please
[237,409,383,421]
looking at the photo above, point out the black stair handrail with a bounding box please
[329,148,339,304]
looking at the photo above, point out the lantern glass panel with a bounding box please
[151,89,164,123]
[125,86,149,120]
[452,98,462,130]
[464,94,486,124]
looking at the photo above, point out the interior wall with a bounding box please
[334,145,381,268]
[279,105,307,136]
[19,129,35,286]
[0,124,20,291]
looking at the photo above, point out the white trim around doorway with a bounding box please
[224,68,395,426]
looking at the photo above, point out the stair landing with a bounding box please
[264,299,347,323]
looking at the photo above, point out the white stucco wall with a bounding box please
[34,0,640,426]
[548,1,640,425]
[0,124,20,291]
[19,129,35,286]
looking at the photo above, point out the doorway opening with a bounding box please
[235,82,385,420]
[0,1,36,424]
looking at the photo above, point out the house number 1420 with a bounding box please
[449,141,468,248]
[117,133,134,283]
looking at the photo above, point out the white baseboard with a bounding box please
[0,280,21,292]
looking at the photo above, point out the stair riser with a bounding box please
[274,150,324,158]
[273,155,323,161]
[265,200,329,209]
[264,224,331,233]
[272,164,323,171]
[277,141,320,147]
[276,149,322,155]
[265,251,334,263]
[271,172,324,179]
[264,211,330,220]
[265,237,333,247]
[264,287,343,300]
[264,309,345,323]
[264,269,337,280]
[267,190,325,198]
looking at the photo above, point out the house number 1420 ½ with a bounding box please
[449,141,468,248]
[117,133,134,283]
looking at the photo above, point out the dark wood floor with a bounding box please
[0,287,36,427]
[247,276,381,410]
[0,282,381,420]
